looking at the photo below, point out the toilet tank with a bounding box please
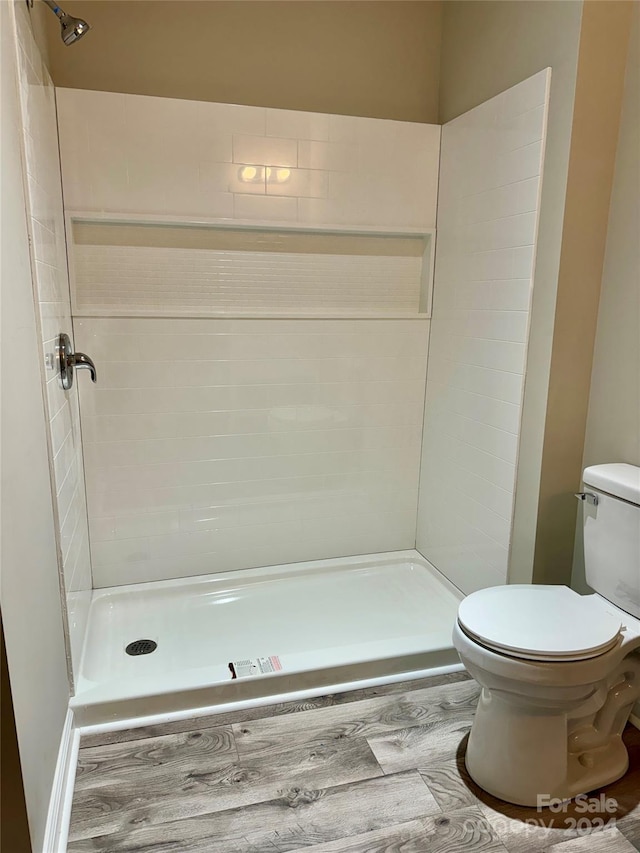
[582,463,640,619]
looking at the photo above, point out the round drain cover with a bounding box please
[125,639,157,656]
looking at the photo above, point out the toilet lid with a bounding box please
[458,585,623,661]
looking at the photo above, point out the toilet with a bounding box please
[453,463,640,806]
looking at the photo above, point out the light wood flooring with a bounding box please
[68,671,640,852]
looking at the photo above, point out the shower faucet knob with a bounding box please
[70,351,97,382]
[56,332,97,390]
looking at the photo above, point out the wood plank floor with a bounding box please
[68,671,640,852]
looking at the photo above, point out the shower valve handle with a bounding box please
[70,351,97,381]
[56,332,97,390]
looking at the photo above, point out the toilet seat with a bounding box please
[458,585,623,662]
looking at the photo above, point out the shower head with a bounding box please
[42,0,90,45]
[58,11,90,45]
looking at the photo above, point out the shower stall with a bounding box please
[11,0,550,728]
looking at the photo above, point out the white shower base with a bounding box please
[71,550,463,726]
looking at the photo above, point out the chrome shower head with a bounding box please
[58,10,90,45]
[42,0,90,45]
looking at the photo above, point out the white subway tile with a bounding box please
[212,102,266,136]
[57,89,439,229]
[265,167,328,198]
[500,69,548,119]
[297,140,358,172]
[501,105,546,152]
[500,140,544,186]
[191,191,235,220]
[517,177,541,212]
[232,194,297,222]
[59,485,83,561]
[418,70,549,595]
[447,412,520,464]
[440,433,516,492]
[233,134,298,167]
[201,161,266,195]
[328,114,363,144]
[297,197,355,225]
[15,53,92,680]
[114,512,181,540]
[66,589,91,668]
[429,358,523,406]
[512,245,536,279]
[485,212,537,250]
[91,537,151,568]
[49,400,72,457]
[89,516,116,542]
[78,316,428,584]
[461,309,530,343]
[266,108,329,141]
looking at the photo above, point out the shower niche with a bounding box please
[67,215,435,319]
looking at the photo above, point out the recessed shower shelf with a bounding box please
[67,212,435,319]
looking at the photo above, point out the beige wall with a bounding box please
[581,4,640,471]
[439,1,633,586]
[43,0,442,122]
[532,1,633,585]
[439,0,582,124]
[573,4,639,593]
[25,0,51,66]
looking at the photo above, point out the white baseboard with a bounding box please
[42,709,79,853]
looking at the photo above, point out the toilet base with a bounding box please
[466,732,629,807]
[464,686,632,807]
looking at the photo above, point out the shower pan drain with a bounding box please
[125,639,157,656]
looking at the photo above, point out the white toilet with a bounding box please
[453,463,640,806]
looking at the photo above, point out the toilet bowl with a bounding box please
[455,588,640,806]
[453,463,640,806]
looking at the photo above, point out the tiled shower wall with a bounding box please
[11,6,91,677]
[416,70,551,594]
[57,89,440,587]
[55,88,440,227]
[74,318,428,586]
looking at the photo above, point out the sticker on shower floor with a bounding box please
[228,656,283,679]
